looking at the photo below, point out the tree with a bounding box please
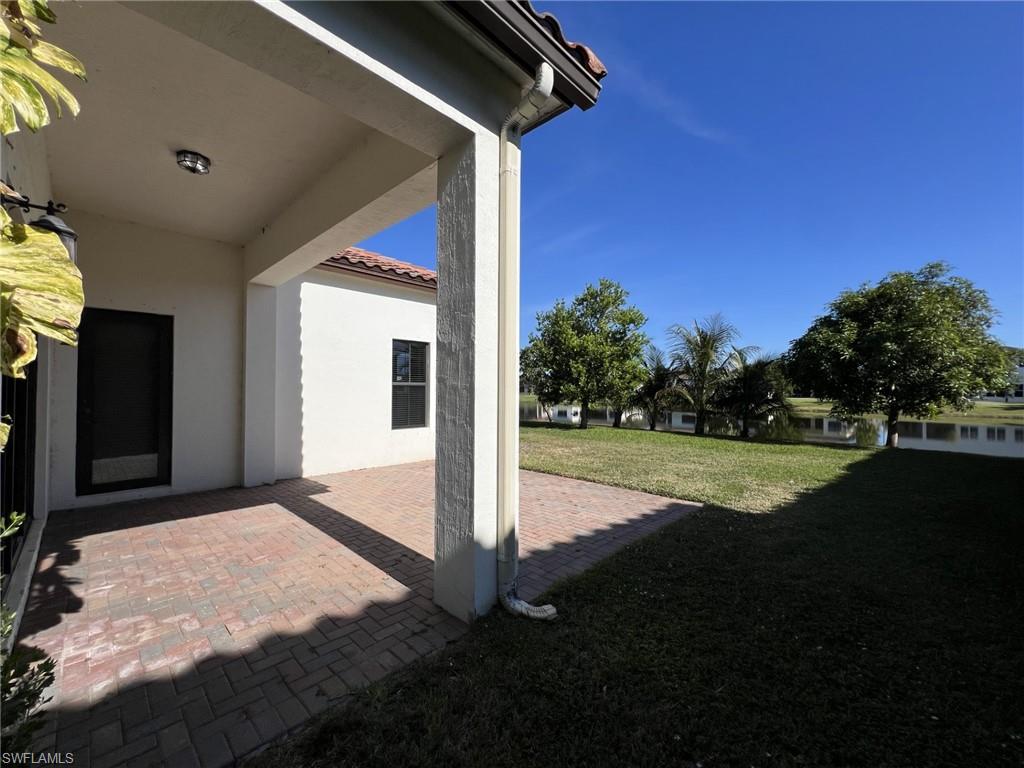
[786,263,1010,447]
[667,313,737,435]
[714,348,791,439]
[521,279,647,429]
[630,345,676,430]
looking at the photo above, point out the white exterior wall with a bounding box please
[548,404,581,425]
[48,211,245,509]
[275,268,436,478]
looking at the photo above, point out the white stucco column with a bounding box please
[243,282,277,486]
[434,132,501,621]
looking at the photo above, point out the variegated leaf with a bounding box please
[31,40,85,80]
[0,66,47,130]
[1,46,79,116]
[15,0,55,25]
[0,99,16,134]
[0,207,84,378]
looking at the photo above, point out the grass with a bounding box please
[791,396,1024,424]
[253,427,1024,768]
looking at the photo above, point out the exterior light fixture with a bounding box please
[31,214,78,264]
[176,149,211,175]
[0,193,78,263]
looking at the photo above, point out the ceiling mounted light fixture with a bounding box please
[176,149,211,175]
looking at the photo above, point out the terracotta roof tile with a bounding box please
[321,247,437,288]
[524,1,607,81]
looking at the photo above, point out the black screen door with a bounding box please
[76,308,173,495]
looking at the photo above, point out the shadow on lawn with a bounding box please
[252,448,1024,768]
[17,467,695,767]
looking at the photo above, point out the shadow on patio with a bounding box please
[17,462,697,767]
[249,448,1024,768]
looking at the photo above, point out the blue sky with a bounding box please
[360,1,1023,354]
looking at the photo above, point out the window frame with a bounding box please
[391,339,429,430]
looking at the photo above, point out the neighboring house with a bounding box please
[0,0,606,625]
[548,405,582,425]
[977,365,1024,403]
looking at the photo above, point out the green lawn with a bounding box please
[791,396,1024,424]
[253,427,1023,767]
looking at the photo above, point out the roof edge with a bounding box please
[320,247,437,291]
[317,259,438,291]
[441,1,604,112]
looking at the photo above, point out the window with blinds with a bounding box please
[392,339,428,429]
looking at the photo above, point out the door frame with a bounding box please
[75,307,174,496]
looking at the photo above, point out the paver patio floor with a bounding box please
[18,461,697,767]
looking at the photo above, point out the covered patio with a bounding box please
[0,0,608,632]
[20,463,696,766]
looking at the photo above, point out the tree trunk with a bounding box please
[886,406,899,448]
[648,411,657,430]
[579,401,589,429]
[694,410,705,436]
[740,413,750,439]
[612,408,623,428]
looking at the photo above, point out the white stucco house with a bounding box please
[977,364,1024,403]
[1,0,606,625]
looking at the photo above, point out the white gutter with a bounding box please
[497,62,557,621]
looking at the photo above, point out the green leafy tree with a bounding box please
[714,348,791,439]
[786,263,1010,447]
[630,345,676,430]
[522,279,647,429]
[667,313,737,436]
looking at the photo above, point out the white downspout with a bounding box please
[497,63,557,620]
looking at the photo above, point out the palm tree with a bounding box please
[631,346,676,430]
[715,347,792,438]
[667,314,737,435]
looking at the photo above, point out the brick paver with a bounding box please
[19,462,696,766]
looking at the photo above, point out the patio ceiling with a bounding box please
[43,2,410,246]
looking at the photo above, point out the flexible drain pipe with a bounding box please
[497,63,557,621]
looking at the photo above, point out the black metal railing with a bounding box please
[1,361,37,582]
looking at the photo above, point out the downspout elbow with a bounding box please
[500,587,557,621]
[501,63,554,136]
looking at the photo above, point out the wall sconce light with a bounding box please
[0,193,78,263]
[31,213,78,264]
